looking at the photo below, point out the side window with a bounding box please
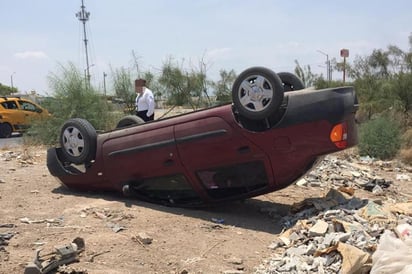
[1,101,18,109]
[129,174,202,206]
[197,161,268,199]
[18,101,37,112]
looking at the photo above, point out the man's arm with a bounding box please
[146,92,155,117]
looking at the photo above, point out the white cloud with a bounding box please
[14,51,48,60]
[206,48,232,60]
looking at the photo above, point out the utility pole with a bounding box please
[103,72,107,96]
[76,0,91,88]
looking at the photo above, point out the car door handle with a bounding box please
[237,146,250,154]
[164,159,174,166]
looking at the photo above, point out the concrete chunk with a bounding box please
[309,220,329,237]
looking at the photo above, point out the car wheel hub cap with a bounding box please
[62,127,84,157]
[239,75,273,112]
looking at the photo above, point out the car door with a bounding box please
[17,100,41,125]
[2,100,26,127]
[174,117,273,201]
[102,123,203,205]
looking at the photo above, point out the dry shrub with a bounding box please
[401,128,412,148]
[399,148,412,165]
[396,127,412,165]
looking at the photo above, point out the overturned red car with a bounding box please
[47,67,358,207]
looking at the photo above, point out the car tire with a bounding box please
[0,123,12,138]
[60,118,97,165]
[277,72,305,92]
[116,115,145,129]
[232,67,284,120]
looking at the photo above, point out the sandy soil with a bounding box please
[0,146,410,274]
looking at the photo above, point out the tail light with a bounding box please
[330,122,347,149]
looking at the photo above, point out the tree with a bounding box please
[348,35,412,123]
[27,62,111,145]
[158,57,211,109]
[391,72,412,122]
[294,60,315,87]
[0,83,16,96]
[210,69,237,104]
[111,66,135,114]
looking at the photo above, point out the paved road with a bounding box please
[0,134,23,148]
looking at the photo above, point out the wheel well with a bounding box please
[233,96,289,132]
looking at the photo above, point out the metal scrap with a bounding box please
[24,237,85,274]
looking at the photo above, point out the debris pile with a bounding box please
[255,154,412,274]
[79,207,134,233]
[0,150,38,166]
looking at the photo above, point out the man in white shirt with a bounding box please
[135,79,155,121]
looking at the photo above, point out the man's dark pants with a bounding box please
[136,110,154,122]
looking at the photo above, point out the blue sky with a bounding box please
[0,0,411,95]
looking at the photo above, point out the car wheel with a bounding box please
[60,118,97,165]
[116,115,145,129]
[277,72,305,92]
[232,67,284,120]
[0,123,12,138]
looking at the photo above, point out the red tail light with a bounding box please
[330,122,347,149]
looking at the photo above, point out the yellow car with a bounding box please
[0,96,50,138]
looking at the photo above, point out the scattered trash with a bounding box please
[360,155,374,163]
[24,237,85,274]
[371,224,412,273]
[86,250,110,263]
[106,222,125,233]
[0,232,14,247]
[363,178,392,192]
[20,217,63,226]
[0,223,15,228]
[79,207,133,233]
[211,218,225,224]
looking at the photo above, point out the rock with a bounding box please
[309,220,329,237]
[227,257,243,265]
[134,232,153,245]
[296,178,308,186]
[223,270,244,274]
[286,246,307,256]
[396,174,411,181]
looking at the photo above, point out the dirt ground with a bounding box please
[0,145,411,274]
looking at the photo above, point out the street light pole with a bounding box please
[317,50,330,82]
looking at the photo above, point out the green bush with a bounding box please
[358,116,401,159]
[25,63,117,145]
